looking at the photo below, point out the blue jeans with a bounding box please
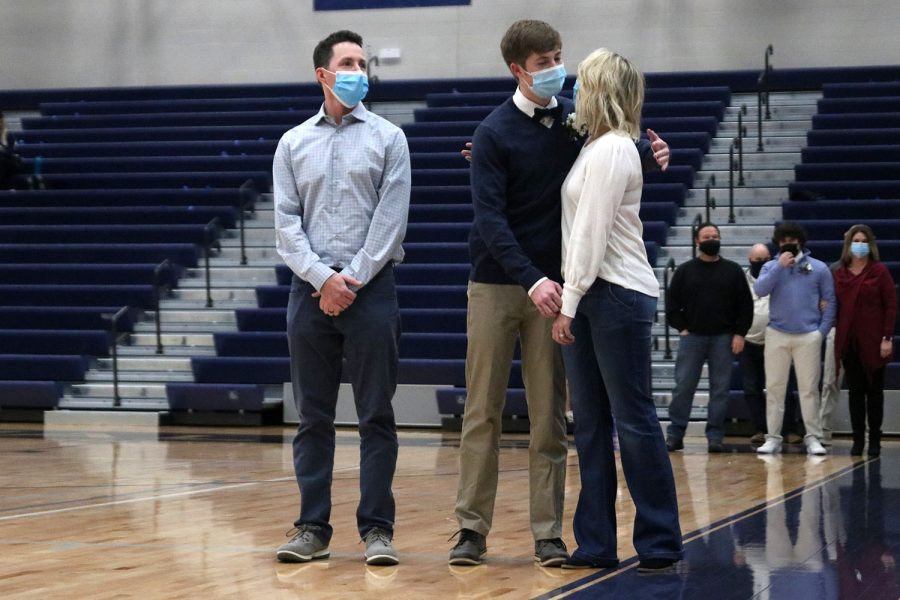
[562,279,683,563]
[666,332,733,442]
[286,266,399,542]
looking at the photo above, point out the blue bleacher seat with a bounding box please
[0,355,89,381]
[794,162,900,182]
[0,284,156,309]
[14,125,293,145]
[806,128,900,147]
[166,382,266,412]
[0,188,248,209]
[822,82,900,98]
[812,113,900,130]
[800,145,900,163]
[0,224,218,246]
[0,263,179,287]
[0,329,110,356]
[0,206,237,228]
[782,199,900,221]
[0,306,137,331]
[0,244,199,267]
[22,156,272,176]
[40,97,323,116]
[817,97,900,114]
[0,381,62,409]
[21,110,316,130]
[789,181,900,200]
[14,139,278,159]
[17,171,270,190]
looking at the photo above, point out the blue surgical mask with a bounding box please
[527,63,566,99]
[325,70,369,108]
[850,241,870,258]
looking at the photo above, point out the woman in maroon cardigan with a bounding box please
[834,224,897,457]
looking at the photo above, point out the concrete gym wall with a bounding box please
[1,1,897,89]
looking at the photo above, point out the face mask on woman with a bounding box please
[850,241,870,258]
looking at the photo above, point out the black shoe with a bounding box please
[707,440,726,453]
[448,529,487,566]
[561,556,619,570]
[851,440,864,456]
[665,437,683,452]
[637,558,677,574]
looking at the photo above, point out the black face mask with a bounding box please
[749,260,766,278]
[698,239,720,256]
[780,243,799,257]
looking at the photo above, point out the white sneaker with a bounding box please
[806,438,827,456]
[756,438,782,454]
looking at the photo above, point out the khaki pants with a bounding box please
[455,282,568,540]
[763,327,824,442]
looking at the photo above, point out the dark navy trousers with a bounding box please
[286,265,399,541]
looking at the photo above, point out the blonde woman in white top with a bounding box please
[551,48,682,572]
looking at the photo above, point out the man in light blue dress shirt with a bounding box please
[273,30,411,566]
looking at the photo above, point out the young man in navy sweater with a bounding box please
[450,19,670,567]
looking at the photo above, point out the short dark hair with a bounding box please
[772,221,807,246]
[500,20,561,69]
[313,30,363,69]
[694,222,719,241]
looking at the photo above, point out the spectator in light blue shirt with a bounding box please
[273,29,410,567]
[754,222,835,456]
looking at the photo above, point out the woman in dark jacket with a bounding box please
[833,224,897,456]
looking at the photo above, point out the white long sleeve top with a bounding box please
[560,130,659,317]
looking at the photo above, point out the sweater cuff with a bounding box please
[561,286,583,318]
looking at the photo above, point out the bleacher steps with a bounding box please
[652,90,821,420]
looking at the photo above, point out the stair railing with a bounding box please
[704,174,717,223]
[153,259,171,354]
[690,213,703,260]
[203,217,222,308]
[102,306,131,408]
[757,44,774,151]
[662,257,677,360]
[238,179,259,266]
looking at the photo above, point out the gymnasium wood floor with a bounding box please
[0,423,896,599]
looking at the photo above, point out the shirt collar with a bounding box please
[315,101,369,125]
[512,87,557,118]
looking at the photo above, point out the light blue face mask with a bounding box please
[527,63,566,99]
[850,241,870,258]
[326,70,369,108]
[572,79,579,105]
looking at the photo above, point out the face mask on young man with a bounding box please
[527,64,566,98]
[850,241,870,258]
[698,239,720,257]
[780,243,800,257]
[324,70,369,108]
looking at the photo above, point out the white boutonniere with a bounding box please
[800,262,813,274]
[565,113,587,142]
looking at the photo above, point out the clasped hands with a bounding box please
[530,280,575,345]
[313,273,363,317]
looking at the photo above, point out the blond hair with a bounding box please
[575,48,643,140]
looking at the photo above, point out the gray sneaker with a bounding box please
[364,528,399,566]
[276,525,329,563]
[448,528,487,565]
[534,538,569,567]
